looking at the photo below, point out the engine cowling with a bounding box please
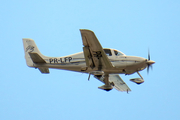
[130,78,144,84]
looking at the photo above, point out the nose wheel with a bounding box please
[130,72,144,84]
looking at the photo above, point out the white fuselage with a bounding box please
[34,48,147,75]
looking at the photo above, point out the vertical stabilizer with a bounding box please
[22,38,44,67]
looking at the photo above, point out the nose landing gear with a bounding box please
[130,72,144,84]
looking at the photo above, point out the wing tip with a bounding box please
[22,38,34,41]
[80,29,94,33]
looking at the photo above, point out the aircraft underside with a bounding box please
[34,61,147,75]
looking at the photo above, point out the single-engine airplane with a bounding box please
[23,29,155,92]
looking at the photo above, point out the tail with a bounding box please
[22,38,50,73]
[22,38,45,67]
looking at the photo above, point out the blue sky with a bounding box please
[1,0,180,120]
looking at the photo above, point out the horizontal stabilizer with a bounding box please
[29,52,46,63]
[38,67,50,74]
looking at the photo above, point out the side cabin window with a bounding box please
[114,50,124,56]
[104,49,112,56]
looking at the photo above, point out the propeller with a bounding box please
[146,49,155,74]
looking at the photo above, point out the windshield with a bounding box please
[114,50,124,56]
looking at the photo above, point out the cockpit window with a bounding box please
[114,50,124,56]
[104,49,112,56]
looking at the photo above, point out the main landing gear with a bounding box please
[98,74,113,91]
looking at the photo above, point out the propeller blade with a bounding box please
[148,49,150,60]
[147,65,149,74]
[151,64,153,70]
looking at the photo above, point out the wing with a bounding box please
[80,29,113,70]
[94,74,131,92]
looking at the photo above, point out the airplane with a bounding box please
[22,29,155,92]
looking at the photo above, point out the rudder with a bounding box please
[22,38,44,67]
